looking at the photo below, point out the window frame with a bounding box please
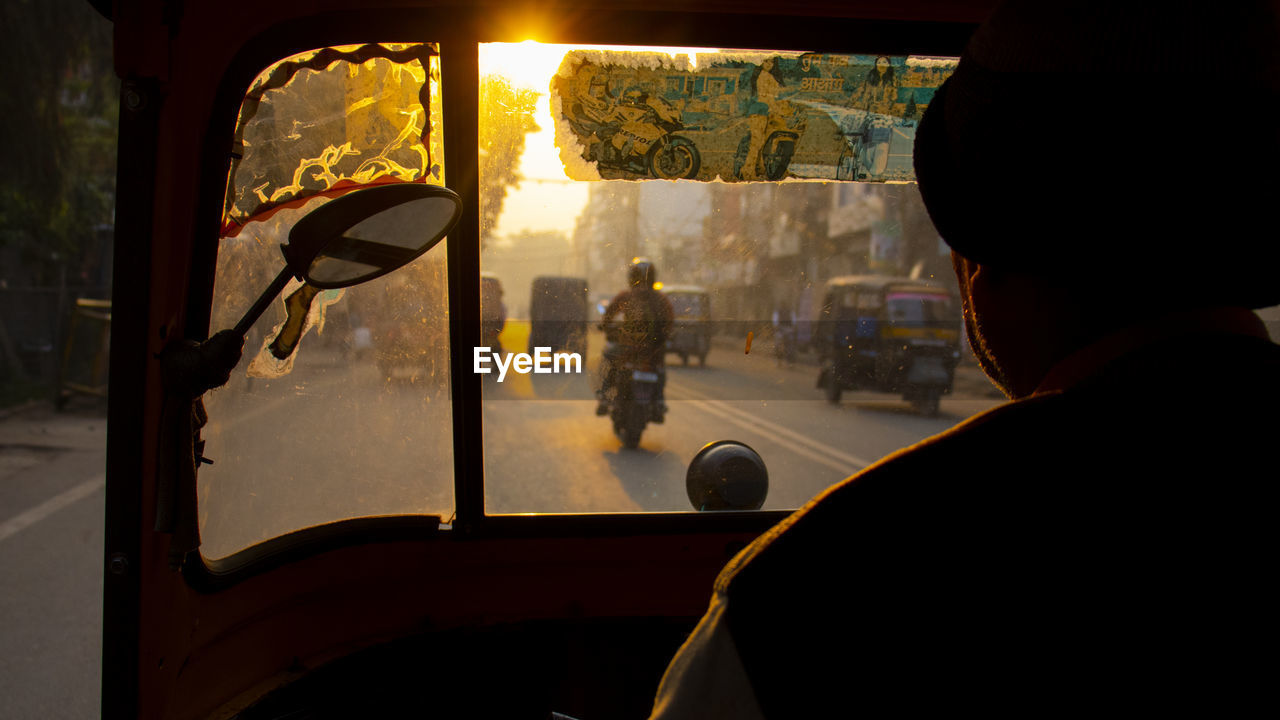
[179,6,978,588]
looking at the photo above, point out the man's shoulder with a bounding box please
[716,395,1054,584]
[709,350,1278,715]
[705,397,1070,713]
[719,331,1280,593]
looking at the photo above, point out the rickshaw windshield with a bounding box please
[670,294,706,316]
[198,40,1006,561]
[478,43,993,518]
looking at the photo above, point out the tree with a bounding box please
[478,75,540,245]
[1,0,117,389]
[0,0,118,286]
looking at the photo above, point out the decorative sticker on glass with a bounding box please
[551,50,956,183]
[221,43,442,237]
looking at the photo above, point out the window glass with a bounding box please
[479,43,1000,515]
[201,44,451,560]
[887,292,953,323]
[669,294,703,316]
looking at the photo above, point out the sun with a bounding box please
[480,41,722,92]
[478,41,726,237]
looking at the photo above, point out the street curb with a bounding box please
[0,399,50,422]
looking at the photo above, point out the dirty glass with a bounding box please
[479,43,1001,516]
[887,293,954,324]
[222,43,442,236]
[200,44,452,560]
[669,294,704,316]
[551,49,956,182]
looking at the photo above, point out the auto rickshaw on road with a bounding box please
[662,284,711,366]
[814,275,961,415]
[527,276,589,357]
[480,271,506,353]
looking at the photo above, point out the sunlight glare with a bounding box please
[479,42,723,237]
[480,41,722,92]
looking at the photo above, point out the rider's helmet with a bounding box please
[628,257,656,289]
[622,86,647,106]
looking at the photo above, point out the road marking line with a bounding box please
[670,386,871,473]
[681,398,857,475]
[705,398,872,470]
[0,475,105,544]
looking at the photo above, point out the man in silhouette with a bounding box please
[648,2,1280,716]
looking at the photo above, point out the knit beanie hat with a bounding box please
[913,1,1280,308]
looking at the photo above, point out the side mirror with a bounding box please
[686,440,769,511]
[165,183,462,398]
[154,183,463,567]
[233,183,463,336]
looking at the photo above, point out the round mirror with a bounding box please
[285,183,463,289]
[686,440,769,511]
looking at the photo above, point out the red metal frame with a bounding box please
[102,2,995,717]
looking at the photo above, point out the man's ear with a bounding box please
[967,261,999,309]
[950,251,983,301]
[954,253,1014,315]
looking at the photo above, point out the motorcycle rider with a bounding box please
[596,257,674,421]
[567,72,621,163]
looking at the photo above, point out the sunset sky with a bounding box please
[481,42,719,238]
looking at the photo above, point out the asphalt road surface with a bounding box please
[483,331,1001,512]
[0,401,106,719]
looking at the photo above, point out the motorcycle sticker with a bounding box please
[551,50,956,183]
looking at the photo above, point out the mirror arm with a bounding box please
[233,265,296,338]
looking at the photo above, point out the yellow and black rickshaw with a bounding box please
[662,284,711,366]
[527,275,589,357]
[815,275,961,415]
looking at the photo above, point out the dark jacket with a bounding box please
[604,287,674,363]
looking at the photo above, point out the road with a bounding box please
[482,330,1001,512]
[0,401,106,719]
[200,327,1002,558]
[0,330,1002,717]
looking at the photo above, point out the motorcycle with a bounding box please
[730,110,806,180]
[759,128,800,180]
[835,125,866,181]
[599,322,664,449]
[577,100,702,180]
